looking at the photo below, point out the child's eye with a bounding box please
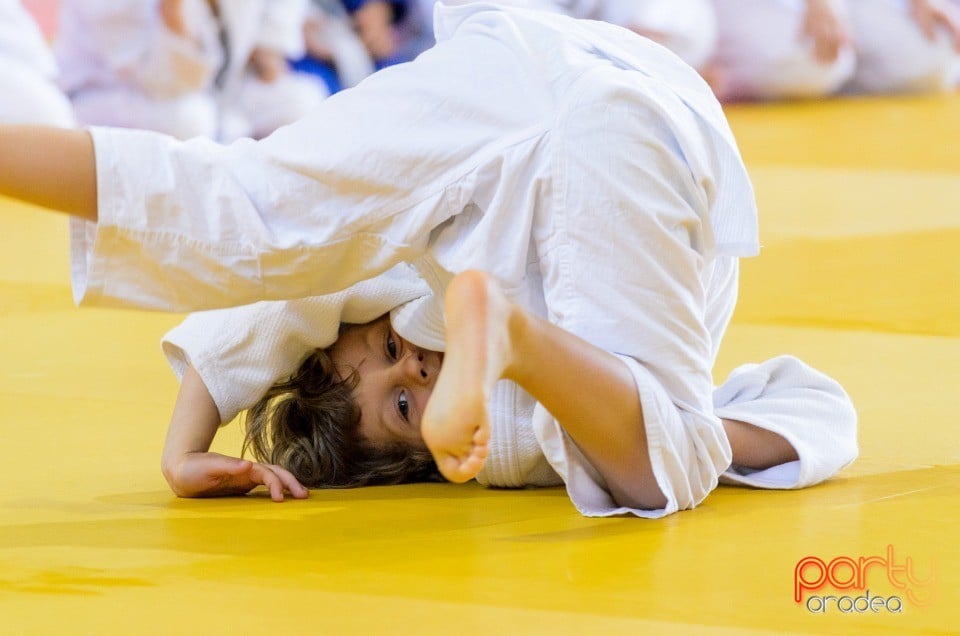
[397,390,409,421]
[386,332,398,359]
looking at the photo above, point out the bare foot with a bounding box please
[420,270,517,482]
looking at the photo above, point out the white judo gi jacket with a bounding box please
[70,2,857,517]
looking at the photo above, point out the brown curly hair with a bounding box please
[242,347,442,488]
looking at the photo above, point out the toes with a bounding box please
[459,452,487,478]
[437,455,472,483]
[435,444,488,483]
[472,425,490,445]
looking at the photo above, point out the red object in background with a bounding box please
[21,0,60,40]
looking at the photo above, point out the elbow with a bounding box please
[160,455,188,498]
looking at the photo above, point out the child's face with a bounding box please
[328,316,442,451]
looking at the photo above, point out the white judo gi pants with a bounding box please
[530,76,854,515]
[522,83,732,516]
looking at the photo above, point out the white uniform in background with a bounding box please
[306,0,377,89]
[214,0,327,140]
[954,0,960,85]
[598,0,718,71]
[845,0,960,94]
[68,2,857,518]
[0,0,74,126]
[713,0,959,100]
[56,0,221,139]
[56,0,325,141]
[411,0,718,71]
[712,0,857,100]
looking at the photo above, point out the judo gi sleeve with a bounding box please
[161,266,428,423]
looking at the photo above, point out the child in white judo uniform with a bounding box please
[0,1,857,517]
[55,0,326,140]
[712,0,960,100]
[0,0,74,126]
[594,0,718,74]
[845,0,960,94]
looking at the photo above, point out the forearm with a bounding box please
[0,127,97,221]
[161,365,222,485]
[160,365,308,501]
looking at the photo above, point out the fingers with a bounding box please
[248,463,285,502]
[247,462,310,502]
[169,453,310,501]
[266,464,310,500]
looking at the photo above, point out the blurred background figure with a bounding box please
[0,0,74,126]
[55,0,326,141]
[712,0,857,101]
[349,0,408,64]
[711,0,960,101]
[394,0,597,63]
[292,0,408,94]
[597,0,718,73]
[394,0,438,60]
[845,0,960,93]
[398,1,719,82]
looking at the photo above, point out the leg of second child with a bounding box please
[423,270,799,509]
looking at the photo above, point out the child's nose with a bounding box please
[400,351,430,383]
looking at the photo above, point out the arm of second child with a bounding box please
[160,365,309,502]
[0,126,97,221]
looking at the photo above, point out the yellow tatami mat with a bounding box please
[2,94,958,635]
